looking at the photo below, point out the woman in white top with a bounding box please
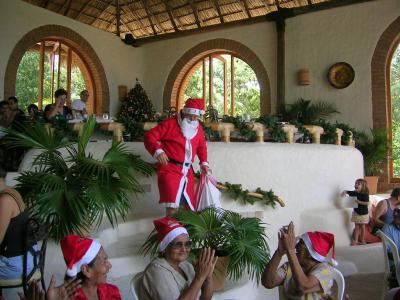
[139,217,218,300]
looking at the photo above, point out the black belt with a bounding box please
[169,159,191,167]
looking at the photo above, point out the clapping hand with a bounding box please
[19,275,81,300]
[195,247,218,282]
[280,222,297,253]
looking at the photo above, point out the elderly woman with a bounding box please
[61,235,121,300]
[0,165,35,280]
[139,217,218,300]
[262,222,336,300]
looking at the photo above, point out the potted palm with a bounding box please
[5,115,153,241]
[356,129,389,194]
[141,207,270,290]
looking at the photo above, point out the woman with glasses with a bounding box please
[139,217,218,300]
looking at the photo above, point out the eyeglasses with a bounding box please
[169,241,192,250]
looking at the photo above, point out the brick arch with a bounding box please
[4,24,109,114]
[371,16,400,189]
[163,39,271,115]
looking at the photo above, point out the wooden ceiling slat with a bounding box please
[162,0,180,31]
[141,0,158,35]
[189,0,202,28]
[90,0,113,25]
[211,0,224,23]
[76,0,92,19]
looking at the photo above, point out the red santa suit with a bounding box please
[144,100,208,211]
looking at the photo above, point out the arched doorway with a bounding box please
[163,39,271,116]
[4,24,109,114]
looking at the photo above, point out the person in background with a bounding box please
[383,208,400,253]
[0,164,36,280]
[71,90,89,119]
[27,104,42,121]
[341,178,370,245]
[0,100,13,129]
[144,98,210,216]
[139,217,217,300]
[262,222,337,300]
[61,235,121,300]
[373,188,400,229]
[46,89,71,120]
[8,96,25,122]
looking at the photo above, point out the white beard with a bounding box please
[180,117,199,140]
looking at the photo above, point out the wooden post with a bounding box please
[57,41,62,89]
[202,59,206,101]
[66,48,72,107]
[231,55,235,116]
[223,59,227,115]
[276,17,285,113]
[38,41,45,110]
[209,55,213,108]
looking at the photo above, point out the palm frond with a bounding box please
[77,115,96,156]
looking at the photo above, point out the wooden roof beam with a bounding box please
[238,0,251,18]
[121,3,150,37]
[211,0,224,23]
[115,0,121,36]
[189,0,202,28]
[141,0,157,35]
[76,0,92,19]
[90,0,113,25]
[57,0,68,13]
[42,0,51,8]
[162,0,180,31]
[63,0,73,16]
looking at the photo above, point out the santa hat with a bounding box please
[182,98,205,116]
[154,217,188,252]
[61,235,102,277]
[300,231,337,266]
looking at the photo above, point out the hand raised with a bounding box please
[281,222,297,252]
[195,247,218,282]
[47,275,81,300]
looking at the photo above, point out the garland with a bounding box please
[195,172,285,208]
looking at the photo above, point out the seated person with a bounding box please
[71,90,89,119]
[262,222,336,300]
[373,188,400,229]
[61,235,121,300]
[27,104,43,121]
[0,100,12,133]
[7,96,25,122]
[382,208,400,253]
[139,217,218,300]
[0,165,35,280]
[46,89,71,120]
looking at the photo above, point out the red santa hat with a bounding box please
[300,231,337,266]
[61,235,102,277]
[182,98,205,116]
[154,217,189,252]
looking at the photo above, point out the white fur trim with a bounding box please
[66,240,101,277]
[201,161,209,166]
[153,149,165,159]
[159,227,188,252]
[182,107,204,115]
[301,233,327,263]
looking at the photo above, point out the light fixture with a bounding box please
[298,69,311,85]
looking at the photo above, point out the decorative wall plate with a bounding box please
[327,62,355,89]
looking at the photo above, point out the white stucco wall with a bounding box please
[0,0,144,116]
[285,0,400,131]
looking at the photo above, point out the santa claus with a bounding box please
[144,98,209,215]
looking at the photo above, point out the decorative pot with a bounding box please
[212,256,230,292]
[365,176,379,195]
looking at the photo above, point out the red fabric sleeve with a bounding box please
[144,120,170,156]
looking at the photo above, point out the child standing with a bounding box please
[342,179,370,245]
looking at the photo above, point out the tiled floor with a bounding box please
[346,273,386,300]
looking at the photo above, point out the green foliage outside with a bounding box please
[392,46,400,177]
[15,50,86,112]
[184,55,260,118]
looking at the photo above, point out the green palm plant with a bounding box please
[141,207,270,283]
[5,115,154,241]
[283,98,339,124]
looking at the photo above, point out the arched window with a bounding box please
[182,53,260,118]
[391,44,400,179]
[15,39,93,112]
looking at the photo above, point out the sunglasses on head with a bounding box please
[169,241,192,250]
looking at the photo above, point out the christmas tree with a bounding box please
[118,79,155,140]
[118,79,155,122]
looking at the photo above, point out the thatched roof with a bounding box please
[23,0,376,44]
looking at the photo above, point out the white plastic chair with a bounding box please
[377,230,400,285]
[130,271,144,300]
[331,267,345,300]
